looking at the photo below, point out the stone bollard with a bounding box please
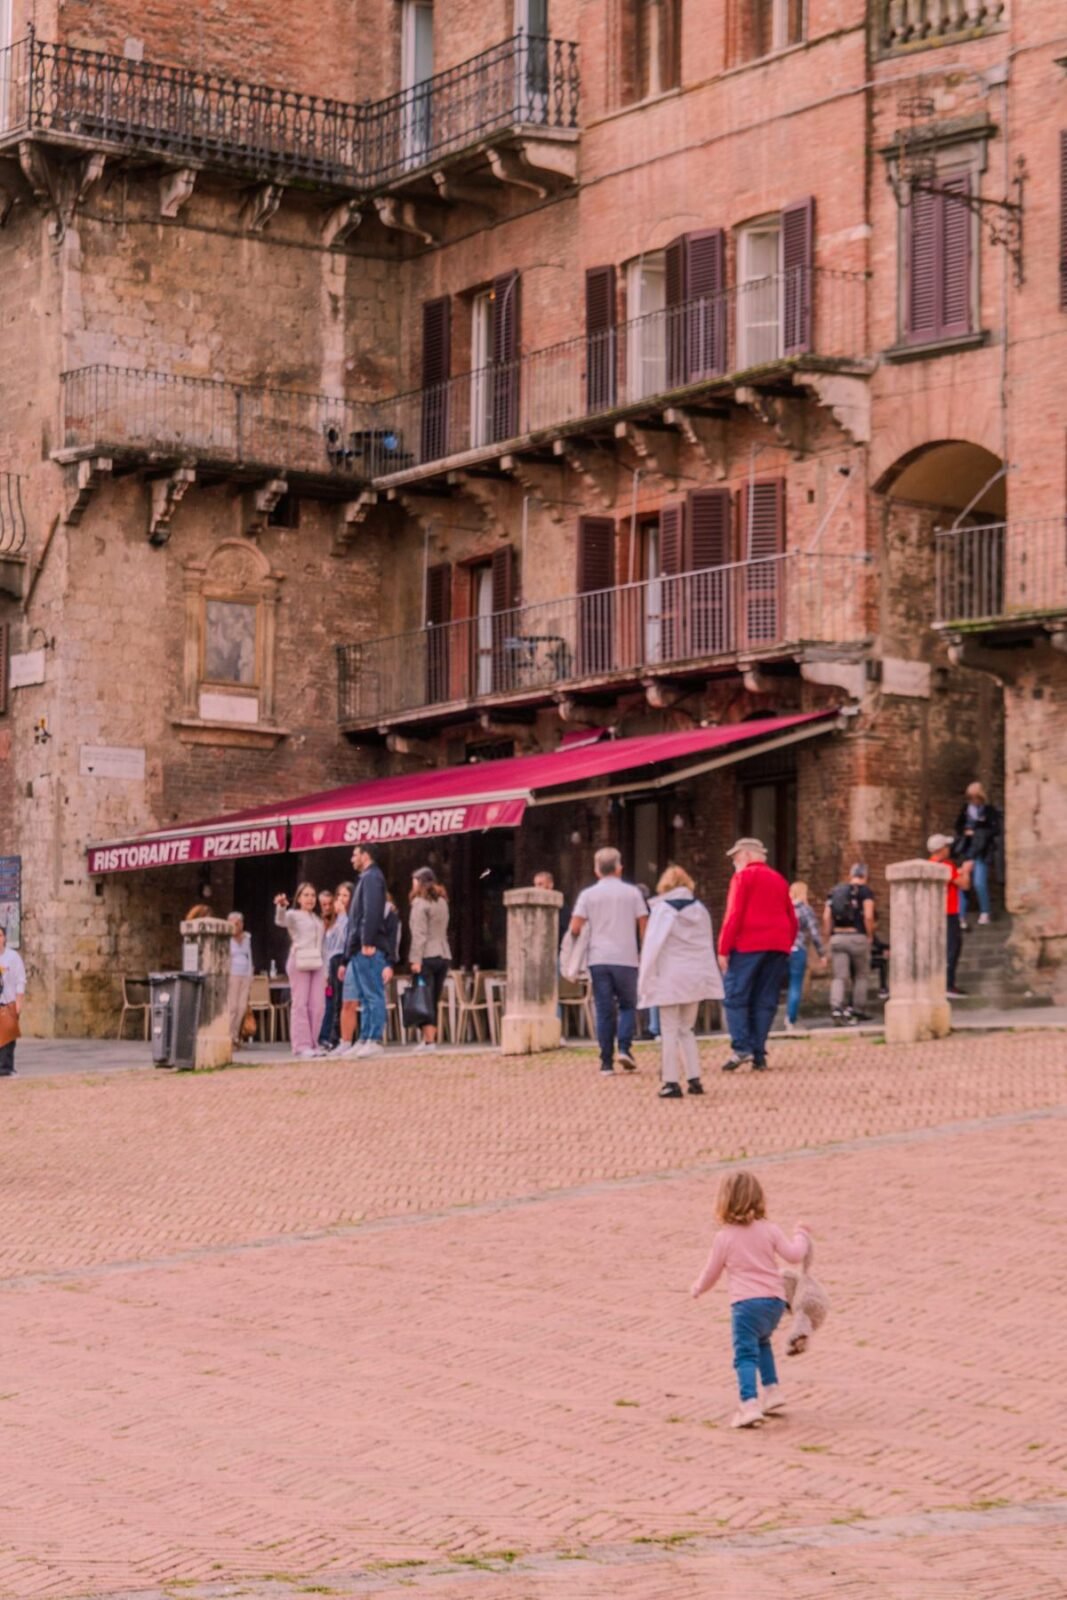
[883,860,951,1044]
[180,917,233,1069]
[500,887,563,1055]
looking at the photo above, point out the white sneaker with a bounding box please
[327,1040,349,1056]
[978,912,991,926]
[784,1019,796,1034]
[731,1398,764,1429]
[761,1384,785,1414]
[359,1040,385,1059]
[341,1041,365,1057]
[421,1042,437,1053]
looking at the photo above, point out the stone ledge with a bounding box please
[882,330,991,365]
[171,717,289,749]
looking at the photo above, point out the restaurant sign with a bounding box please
[291,798,527,852]
[88,825,287,874]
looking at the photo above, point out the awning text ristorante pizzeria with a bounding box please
[87,826,286,874]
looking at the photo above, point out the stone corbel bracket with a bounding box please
[552,437,615,509]
[735,386,808,456]
[614,420,681,485]
[387,486,484,537]
[240,182,284,233]
[332,490,379,555]
[244,477,288,537]
[499,454,566,524]
[65,456,113,525]
[487,139,577,197]
[321,199,363,248]
[663,407,728,478]
[801,371,872,445]
[374,196,435,245]
[160,167,198,220]
[20,144,106,238]
[148,466,196,545]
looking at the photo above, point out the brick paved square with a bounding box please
[0,1032,1065,1598]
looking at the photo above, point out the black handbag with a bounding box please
[401,977,435,1029]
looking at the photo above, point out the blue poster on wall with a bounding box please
[0,856,21,949]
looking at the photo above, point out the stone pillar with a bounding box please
[180,917,233,1069]
[883,860,951,1044]
[500,887,563,1055]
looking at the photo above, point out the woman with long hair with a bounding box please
[274,882,326,1058]
[319,881,354,1050]
[785,881,825,1031]
[954,780,1001,928]
[408,867,451,1051]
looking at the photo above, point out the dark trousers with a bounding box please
[0,1040,15,1076]
[723,950,790,1064]
[318,953,345,1047]
[588,963,638,1069]
[946,914,962,991]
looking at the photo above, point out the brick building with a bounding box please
[0,0,1062,1034]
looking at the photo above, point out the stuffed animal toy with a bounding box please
[782,1239,829,1356]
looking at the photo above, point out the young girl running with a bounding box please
[690,1170,812,1428]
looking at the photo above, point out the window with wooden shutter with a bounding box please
[0,621,8,716]
[739,479,785,646]
[665,231,726,386]
[576,515,616,676]
[781,196,815,355]
[420,296,451,462]
[585,265,617,411]
[688,488,733,655]
[426,561,452,704]
[658,500,686,662]
[490,271,521,442]
[1061,132,1067,311]
[906,173,973,344]
[490,544,518,691]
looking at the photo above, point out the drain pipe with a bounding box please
[629,467,641,583]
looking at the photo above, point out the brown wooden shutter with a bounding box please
[426,561,453,704]
[0,621,8,716]
[684,229,727,378]
[576,515,616,676]
[1061,132,1067,311]
[658,500,686,663]
[665,235,687,387]
[940,175,972,339]
[740,479,785,646]
[490,271,521,442]
[781,197,815,355]
[585,264,617,411]
[490,545,518,692]
[687,487,733,655]
[907,186,940,342]
[420,296,451,462]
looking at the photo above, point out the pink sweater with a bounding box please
[693,1219,811,1304]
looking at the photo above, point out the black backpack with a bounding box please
[829,882,857,927]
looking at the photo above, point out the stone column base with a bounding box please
[884,997,951,1045]
[500,1015,562,1056]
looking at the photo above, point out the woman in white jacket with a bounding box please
[637,865,724,1099]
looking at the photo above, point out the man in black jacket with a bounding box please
[332,843,393,1058]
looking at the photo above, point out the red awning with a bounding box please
[86,712,838,874]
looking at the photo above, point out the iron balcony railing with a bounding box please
[59,366,375,479]
[365,268,868,478]
[0,31,579,192]
[879,0,1005,51]
[935,520,1067,627]
[0,471,28,556]
[337,551,870,725]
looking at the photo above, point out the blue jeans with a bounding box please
[723,950,790,1063]
[785,946,808,1025]
[959,856,991,918]
[319,953,345,1046]
[589,964,637,1069]
[352,950,387,1042]
[731,1296,786,1402]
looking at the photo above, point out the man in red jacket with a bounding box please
[717,837,797,1072]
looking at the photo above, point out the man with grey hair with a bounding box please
[822,862,876,1025]
[718,838,796,1071]
[570,846,648,1075]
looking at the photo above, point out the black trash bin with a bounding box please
[149,972,203,1069]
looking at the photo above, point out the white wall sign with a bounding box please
[9,649,46,689]
[79,744,147,781]
[198,690,260,725]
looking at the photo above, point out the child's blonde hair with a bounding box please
[656,864,695,894]
[716,1169,766,1226]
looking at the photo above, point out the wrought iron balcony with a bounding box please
[337,551,870,729]
[878,0,1005,52]
[365,269,868,481]
[934,520,1067,629]
[0,471,27,556]
[0,30,579,196]
[57,365,375,485]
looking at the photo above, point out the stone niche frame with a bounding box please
[174,539,288,747]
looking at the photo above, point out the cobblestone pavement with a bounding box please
[0,1032,1065,1599]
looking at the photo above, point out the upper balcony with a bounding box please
[56,364,375,512]
[877,1,1006,55]
[362,268,870,487]
[337,550,871,734]
[0,30,579,215]
[934,520,1067,636]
